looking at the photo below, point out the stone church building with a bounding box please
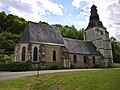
[14,5,113,69]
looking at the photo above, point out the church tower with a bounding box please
[85,4,113,67]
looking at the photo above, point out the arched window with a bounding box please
[33,47,38,61]
[53,50,56,61]
[73,55,77,63]
[93,56,95,64]
[84,56,87,63]
[22,47,26,61]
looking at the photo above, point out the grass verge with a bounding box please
[0,69,120,90]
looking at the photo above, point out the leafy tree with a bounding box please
[0,12,26,34]
[0,12,26,51]
[0,32,21,51]
[110,37,120,63]
[55,24,84,40]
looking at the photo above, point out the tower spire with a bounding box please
[90,4,99,21]
[86,4,106,29]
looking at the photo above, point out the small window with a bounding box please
[73,55,77,63]
[84,56,87,63]
[22,47,26,61]
[53,50,56,61]
[101,31,103,35]
[33,47,38,61]
[93,56,95,64]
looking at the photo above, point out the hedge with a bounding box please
[0,62,31,71]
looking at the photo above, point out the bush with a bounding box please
[0,62,31,71]
[50,65,58,70]
[70,64,75,69]
[93,64,101,68]
[112,63,120,68]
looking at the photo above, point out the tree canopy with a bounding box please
[55,24,84,40]
[0,12,27,51]
[110,37,120,63]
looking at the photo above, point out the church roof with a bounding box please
[63,38,99,55]
[19,21,64,46]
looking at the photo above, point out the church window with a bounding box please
[22,47,26,61]
[33,47,38,61]
[101,31,103,35]
[84,56,87,63]
[93,56,95,64]
[73,55,77,63]
[53,50,56,61]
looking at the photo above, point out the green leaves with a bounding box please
[0,12,26,51]
[110,37,120,63]
[0,12,26,34]
[55,24,84,40]
[0,32,21,51]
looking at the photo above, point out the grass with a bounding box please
[0,69,120,90]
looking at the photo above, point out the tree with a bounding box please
[110,37,120,63]
[0,12,27,51]
[55,24,84,40]
[0,32,21,51]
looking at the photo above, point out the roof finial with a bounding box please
[92,1,94,5]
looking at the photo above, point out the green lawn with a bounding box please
[0,69,120,90]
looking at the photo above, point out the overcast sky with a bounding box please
[0,0,120,41]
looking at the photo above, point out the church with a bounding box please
[14,5,113,69]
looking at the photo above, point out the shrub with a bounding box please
[93,64,101,68]
[112,63,120,68]
[50,65,58,70]
[70,64,75,69]
[0,62,31,71]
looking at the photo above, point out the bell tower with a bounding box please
[85,4,113,67]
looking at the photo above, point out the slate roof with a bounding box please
[63,38,99,55]
[19,21,64,46]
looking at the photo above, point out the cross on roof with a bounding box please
[92,1,94,4]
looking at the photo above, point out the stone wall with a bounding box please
[14,43,63,69]
[69,54,100,68]
[14,43,29,62]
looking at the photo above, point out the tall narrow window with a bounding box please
[73,55,77,63]
[33,47,38,61]
[22,47,26,61]
[93,56,95,64]
[84,56,87,63]
[53,50,56,61]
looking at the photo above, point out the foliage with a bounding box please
[0,62,31,71]
[0,12,26,34]
[55,24,84,40]
[50,65,58,70]
[113,63,120,68]
[0,69,120,90]
[0,32,21,51]
[93,64,101,68]
[39,21,49,25]
[112,42,120,63]
[0,11,26,51]
[0,54,13,64]
[70,64,75,69]
[110,37,120,63]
